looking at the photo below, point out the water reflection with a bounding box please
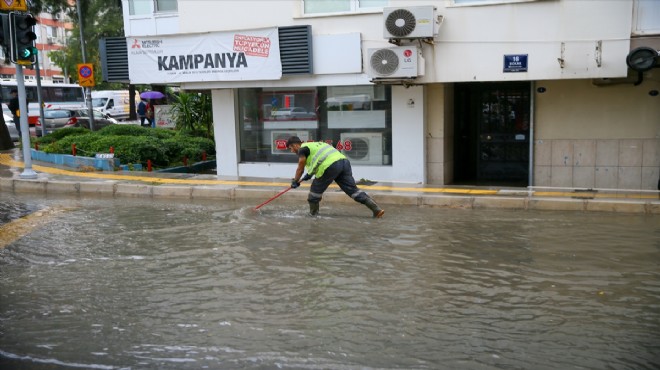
[1,194,658,369]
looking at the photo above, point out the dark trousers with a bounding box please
[13,115,21,137]
[308,159,367,203]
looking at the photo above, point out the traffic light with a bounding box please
[9,12,37,65]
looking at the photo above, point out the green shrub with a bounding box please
[96,135,167,165]
[41,133,97,155]
[36,125,213,168]
[96,124,178,140]
[34,127,88,145]
[162,136,215,163]
[180,136,216,156]
[95,124,154,137]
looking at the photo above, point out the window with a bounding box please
[156,0,177,12]
[452,0,543,5]
[129,0,151,15]
[303,0,387,15]
[633,0,660,35]
[128,0,179,15]
[238,85,392,165]
[129,0,177,15]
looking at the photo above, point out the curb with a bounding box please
[1,177,658,214]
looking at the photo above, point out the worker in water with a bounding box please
[287,136,385,218]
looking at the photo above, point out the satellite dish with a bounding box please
[626,47,658,72]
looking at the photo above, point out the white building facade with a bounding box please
[122,0,660,190]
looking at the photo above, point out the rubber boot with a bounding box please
[308,201,319,216]
[364,197,385,218]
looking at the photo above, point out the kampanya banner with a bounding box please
[127,28,282,84]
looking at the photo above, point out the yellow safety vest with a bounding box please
[302,141,346,177]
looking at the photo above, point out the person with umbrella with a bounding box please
[140,91,165,128]
[137,98,148,127]
[146,99,155,127]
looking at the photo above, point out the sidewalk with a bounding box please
[1,149,659,214]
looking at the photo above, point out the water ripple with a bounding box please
[0,195,658,369]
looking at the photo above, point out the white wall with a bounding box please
[122,0,179,36]
[213,89,239,177]
[171,0,634,86]
[124,0,647,185]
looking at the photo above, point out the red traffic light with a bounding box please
[16,14,37,30]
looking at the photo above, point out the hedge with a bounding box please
[36,125,215,168]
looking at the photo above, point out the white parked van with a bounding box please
[91,90,130,120]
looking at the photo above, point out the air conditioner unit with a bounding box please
[383,6,438,40]
[367,46,420,80]
[340,132,383,165]
[54,13,62,20]
[47,36,55,44]
[271,130,310,155]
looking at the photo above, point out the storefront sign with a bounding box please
[503,54,528,72]
[155,105,176,129]
[128,28,282,84]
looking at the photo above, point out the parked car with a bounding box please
[38,108,116,135]
[270,107,316,119]
[101,110,119,124]
[4,113,19,141]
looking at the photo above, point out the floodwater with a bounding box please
[0,193,658,370]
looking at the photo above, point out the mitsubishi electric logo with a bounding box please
[132,39,163,49]
[130,38,165,56]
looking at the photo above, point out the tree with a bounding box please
[0,1,125,146]
[169,92,214,139]
[0,113,15,150]
[45,0,125,89]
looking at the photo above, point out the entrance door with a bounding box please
[454,82,531,186]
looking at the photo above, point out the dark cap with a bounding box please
[286,136,302,147]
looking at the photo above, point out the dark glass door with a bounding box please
[454,82,530,186]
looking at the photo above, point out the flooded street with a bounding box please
[1,193,659,369]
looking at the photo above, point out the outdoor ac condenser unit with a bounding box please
[383,6,438,40]
[339,132,383,165]
[367,46,420,80]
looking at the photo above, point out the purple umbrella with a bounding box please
[140,91,165,99]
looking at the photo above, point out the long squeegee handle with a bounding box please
[254,187,293,210]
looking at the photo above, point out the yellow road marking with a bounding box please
[0,207,67,249]
[1,153,657,199]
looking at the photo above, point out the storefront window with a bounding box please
[238,85,392,166]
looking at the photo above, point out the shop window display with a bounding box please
[238,85,392,165]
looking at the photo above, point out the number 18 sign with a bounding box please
[503,54,528,73]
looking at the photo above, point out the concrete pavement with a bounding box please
[1,149,659,214]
